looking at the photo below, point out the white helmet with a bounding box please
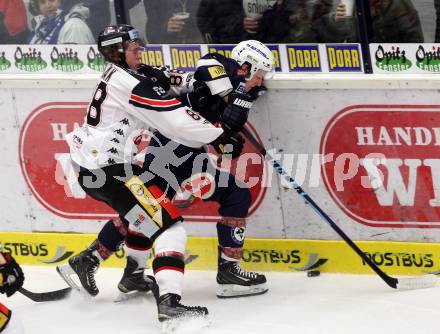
[231,40,275,79]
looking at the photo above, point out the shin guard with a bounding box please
[216,217,246,261]
[153,223,186,296]
[96,217,128,259]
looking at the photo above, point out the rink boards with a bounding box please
[2,69,440,274]
[1,232,439,276]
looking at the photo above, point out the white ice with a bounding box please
[3,266,440,334]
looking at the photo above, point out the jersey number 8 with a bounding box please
[87,81,108,127]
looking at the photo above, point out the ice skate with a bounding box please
[157,293,209,333]
[216,255,268,298]
[56,246,100,296]
[115,256,156,302]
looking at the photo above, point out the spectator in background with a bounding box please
[241,0,276,37]
[28,0,95,44]
[197,0,276,43]
[143,0,203,43]
[83,0,111,37]
[0,0,28,43]
[83,0,140,38]
[197,0,244,43]
[319,0,424,43]
[257,0,333,43]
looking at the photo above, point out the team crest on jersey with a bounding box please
[231,227,245,244]
[235,82,246,94]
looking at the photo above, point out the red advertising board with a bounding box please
[19,102,266,222]
[321,105,440,228]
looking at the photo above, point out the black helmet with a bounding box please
[97,24,144,67]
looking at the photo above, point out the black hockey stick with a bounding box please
[242,126,437,290]
[19,286,72,302]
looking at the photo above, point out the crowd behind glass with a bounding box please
[0,0,438,45]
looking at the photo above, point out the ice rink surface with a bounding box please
[3,266,440,334]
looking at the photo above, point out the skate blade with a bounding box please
[56,264,81,292]
[216,283,268,298]
[161,314,210,334]
[114,290,149,303]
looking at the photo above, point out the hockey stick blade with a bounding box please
[395,275,438,290]
[241,126,438,291]
[19,287,72,302]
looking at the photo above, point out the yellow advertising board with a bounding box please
[1,232,439,276]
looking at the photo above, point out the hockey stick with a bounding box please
[19,287,72,302]
[241,126,437,290]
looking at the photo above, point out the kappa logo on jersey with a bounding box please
[321,105,440,228]
[19,102,267,221]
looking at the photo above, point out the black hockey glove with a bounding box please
[138,64,171,91]
[190,80,216,110]
[247,85,268,100]
[220,92,254,132]
[0,252,24,297]
[210,130,244,159]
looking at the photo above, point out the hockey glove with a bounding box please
[220,92,254,132]
[247,85,268,100]
[138,64,171,91]
[0,252,24,297]
[210,130,244,159]
[189,80,216,110]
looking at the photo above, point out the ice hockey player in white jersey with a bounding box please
[57,24,244,323]
[58,38,274,301]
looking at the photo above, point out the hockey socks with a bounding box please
[216,217,246,258]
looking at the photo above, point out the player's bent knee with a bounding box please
[154,222,187,254]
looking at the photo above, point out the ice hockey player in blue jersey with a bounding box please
[176,40,275,298]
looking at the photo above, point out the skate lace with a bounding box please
[173,296,204,312]
[177,301,205,312]
[87,263,98,290]
[233,262,258,279]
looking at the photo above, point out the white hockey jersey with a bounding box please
[66,63,223,170]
